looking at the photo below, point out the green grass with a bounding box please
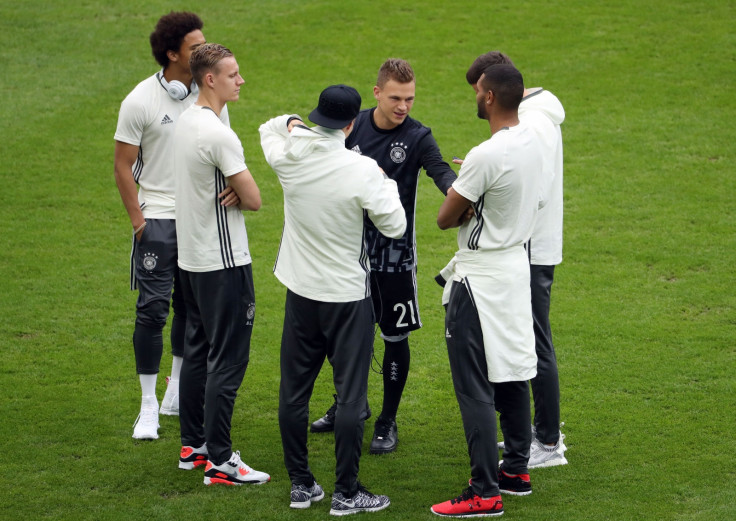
[1,0,735,519]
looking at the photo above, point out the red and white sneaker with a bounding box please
[179,444,208,470]
[203,451,270,485]
[431,487,503,517]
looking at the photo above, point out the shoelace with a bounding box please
[374,420,392,438]
[354,484,384,507]
[134,404,158,426]
[325,395,338,420]
[450,487,477,505]
[228,450,255,472]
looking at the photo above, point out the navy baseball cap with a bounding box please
[309,85,361,129]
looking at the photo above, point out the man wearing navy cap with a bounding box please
[260,85,406,515]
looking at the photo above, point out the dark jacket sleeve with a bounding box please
[418,131,457,195]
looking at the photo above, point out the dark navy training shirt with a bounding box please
[346,108,456,273]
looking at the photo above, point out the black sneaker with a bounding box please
[310,395,372,433]
[498,468,532,496]
[369,417,398,454]
[310,395,338,433]
[329,484,390,516]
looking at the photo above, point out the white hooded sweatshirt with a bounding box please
[519,89,565,265]
[259,114,406,302]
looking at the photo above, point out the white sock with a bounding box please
[170,355,183,381]
[139,374,157,401]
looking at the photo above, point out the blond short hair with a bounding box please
[190,43,233,87]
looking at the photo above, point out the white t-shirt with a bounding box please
[114,72,229,219]
[453,122,543,252]
[519,89,565,265]
[259,115,406,302]
[174,105,251,272]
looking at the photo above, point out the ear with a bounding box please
[204,71,215,88]
[167,49,179,64]
[373,85,381,101]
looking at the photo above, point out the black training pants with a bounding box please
[278,290,374,497]
[530,264,560,445]
[445,280,531,498]
[178,264,254,465]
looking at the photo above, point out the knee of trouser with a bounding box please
[136,298,170,329]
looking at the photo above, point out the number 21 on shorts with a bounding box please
[393,301,417,328]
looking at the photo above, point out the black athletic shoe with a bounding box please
[310,395,337,433]
[369,417,398,454]
[498,468,532,496]
[310,395,371,433]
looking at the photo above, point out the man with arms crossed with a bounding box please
[173,43,269,486]
[311,59,456,456]
[260,85,405,514]
[464,51,567,469]
[114,11,235,439]
[431,64,543,518]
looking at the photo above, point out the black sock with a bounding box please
[379,337,410,421]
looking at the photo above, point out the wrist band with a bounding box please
[133,222,147,235]
[287,115,303,128]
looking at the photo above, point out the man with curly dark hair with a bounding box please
[114,11,236,441]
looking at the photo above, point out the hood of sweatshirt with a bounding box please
[520,89,565,126]
[283,125,345,161]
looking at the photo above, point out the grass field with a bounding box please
[1,0,734,519]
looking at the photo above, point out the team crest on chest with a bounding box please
[390,142,408,163]
[142,252,159,271]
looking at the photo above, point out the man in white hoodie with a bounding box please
[464,51,567,469]
[259,85,406,515]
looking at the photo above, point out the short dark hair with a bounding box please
[190,43,234,87]
[466,51,514,85]
[149,11,204,68]
[479,64,524,111]
[377,58,415,88]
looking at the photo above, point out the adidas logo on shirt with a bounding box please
[161,114,174,125]
[351,144,362,155]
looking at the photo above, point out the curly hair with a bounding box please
[149,11,204,68]
[376,58,415,88]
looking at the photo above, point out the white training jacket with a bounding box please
[259,114,406,303]
[519,89,565,266]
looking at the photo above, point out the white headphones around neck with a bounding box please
[157,70,197,101]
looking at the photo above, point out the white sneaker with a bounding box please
[528,436,568,469]
[160,377,179,416]
[203,450,270,485]
[132,398,159,440]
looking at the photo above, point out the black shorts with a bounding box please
[370,270,422,338]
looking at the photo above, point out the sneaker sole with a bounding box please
[204,476,270,486]
[499,488,532,496]
[329,503,390,516]
[528,455,568,470]
[369,445,397,455]
[291,491,325,509]
[179,460,207,470]
[430,507,504,517]
[159,408,179,416]
[132,432,159,440]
